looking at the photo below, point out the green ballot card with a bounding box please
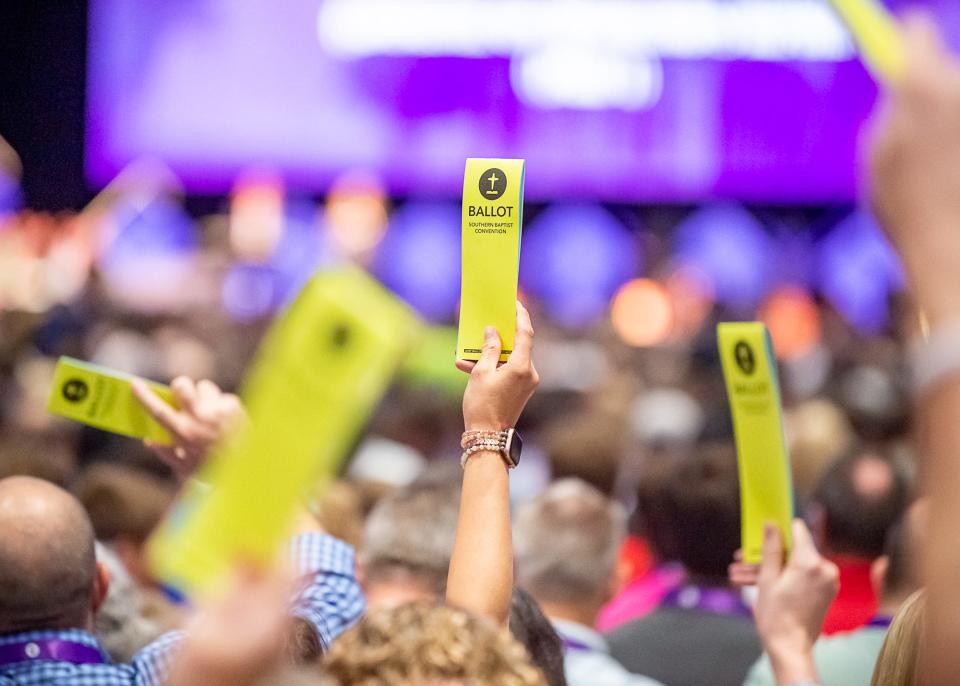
[718,323,794,564]
[47,357,175,444]
[828,0,904,83]
[148,266,421,593]
[458,158,525,362]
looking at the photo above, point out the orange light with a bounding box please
[325,171,388,257]
[666,265,715,341]
[760,286,821,359]
[611,278,673,347]
[230,171,284,261]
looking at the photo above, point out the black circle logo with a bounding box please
[331,324,351,349]
[734,342,756,375]
[62,378,89,403]
[479,168,507,201]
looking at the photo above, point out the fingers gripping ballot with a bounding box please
[132,376,246,480]
[457,301,539,432]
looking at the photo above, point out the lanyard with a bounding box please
[661,584,753,619]
[0,639,107,667]
[866,615,894,629]
[560,636,594,653]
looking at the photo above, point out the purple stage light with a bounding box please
[817,211,903,333]
[520,204,639,328]
[372,201,461,322]
[673,204,773,310]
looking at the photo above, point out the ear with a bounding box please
[609,553,632,601]
[806,504,827,552]
[355,558,366,589]
[871,555,890,597]
[92,561,110,615]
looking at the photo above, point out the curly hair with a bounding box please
[323,602,547,686]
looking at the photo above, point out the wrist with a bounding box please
[766,636,818,685]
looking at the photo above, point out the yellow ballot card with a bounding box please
[148,266,421,593]
[47,357,175,444]
[828,0,904,83]
[458,158,525,362]
[718,323,794,564]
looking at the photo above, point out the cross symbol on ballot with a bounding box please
[485,172,500,194]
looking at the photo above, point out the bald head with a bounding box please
[0,476,99,633]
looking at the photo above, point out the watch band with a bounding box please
[460,430,517,469]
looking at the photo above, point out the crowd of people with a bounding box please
[2,11,960,686]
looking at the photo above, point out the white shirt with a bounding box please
[551,619,665,686]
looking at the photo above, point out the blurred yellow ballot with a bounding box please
[718,322,794,564]
[828,0,904,83]
[458,158,525,362]
[47,357,176,444]
[148,266,421,593]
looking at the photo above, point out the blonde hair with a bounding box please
[871,589,926,686]
[323,602,546,686]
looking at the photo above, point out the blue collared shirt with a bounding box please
[0,533,364,685]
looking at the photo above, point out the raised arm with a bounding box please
[447,302,539,625]
[867,15,960,686]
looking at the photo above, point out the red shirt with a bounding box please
[821,555,878,635]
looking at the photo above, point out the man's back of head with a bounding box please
[514,478,626,615]
[359,479,460,607]
[661,443,741,583]
[0,476,100,634]
[811,451,910,559]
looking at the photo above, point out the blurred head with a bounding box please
[514,478,626,617]
[75,463,176,585]
[870,590,925,686]
[872,499,926,608]
[94,543,162,662]
[324,602,546,686]
[630,452,682,563]
[0,476,108,634]
[359,480,459,609]
[509,588,567,686]
[660,443,741,583]
[810,451,910,559]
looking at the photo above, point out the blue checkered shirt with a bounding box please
[0,533,364,685]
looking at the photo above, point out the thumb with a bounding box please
[757,523,784,590]
[475,326,502,372]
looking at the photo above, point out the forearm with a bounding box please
[919,378,960,686]
[446,451,513,625]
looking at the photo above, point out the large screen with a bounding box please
[86,0,958,202]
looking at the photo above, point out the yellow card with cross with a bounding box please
[458,158,525,362]
[718,322,794,564]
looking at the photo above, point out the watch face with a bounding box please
[507,429,523,467]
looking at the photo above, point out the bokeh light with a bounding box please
[817,212,903,334]
[760,286,821,359]
[229,171,284,261]
[373,201,460,321]
[673,204,774,310]
[324,171,389,258]
[521,204,640,328]
[611,278,673,347]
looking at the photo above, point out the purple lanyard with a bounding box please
[661,585,753,619]
[0,639,107,667]
[560,636,594,653]
[866,615,894,629]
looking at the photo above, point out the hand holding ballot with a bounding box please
[132,376,246,481]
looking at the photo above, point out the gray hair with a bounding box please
[514,478,627,604]
[94,543,164,662]
[360,480,460,594]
